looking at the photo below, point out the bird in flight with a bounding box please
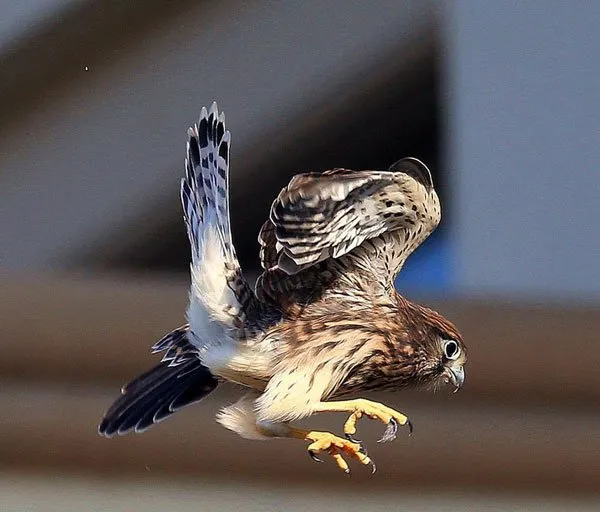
[99,103,466,474]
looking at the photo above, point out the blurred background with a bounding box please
[1,1,599,510]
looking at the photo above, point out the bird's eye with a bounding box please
[443,340,460,360]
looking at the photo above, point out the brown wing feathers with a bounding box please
[267,170,394,274]
[262,158,438,276]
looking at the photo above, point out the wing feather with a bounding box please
[182,103,261,344]
[257,158,440,304]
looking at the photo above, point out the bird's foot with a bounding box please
[302,430,376,474]
[342,399,412,443]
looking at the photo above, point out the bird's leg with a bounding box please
[256,422,375,474]
[314,399,413,443]
[291,427,376,474]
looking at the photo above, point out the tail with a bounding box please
[99,104,258,437]
[98,326,218,437]
[181,103,258,344]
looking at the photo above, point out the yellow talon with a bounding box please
[293,429,375,474]
[330,449,350,474]
[339,399,412,443]
[343,409,362,438]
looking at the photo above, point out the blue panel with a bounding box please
[395,231,452,293]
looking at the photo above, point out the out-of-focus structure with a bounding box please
[1,1,599,510]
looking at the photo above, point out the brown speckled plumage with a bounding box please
[99,104,466,473]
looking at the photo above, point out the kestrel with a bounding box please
[99,103,466,474]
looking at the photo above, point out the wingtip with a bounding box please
[388,157,433,189]
[200,102,225,122]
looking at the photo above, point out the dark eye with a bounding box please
[443,340,460,360]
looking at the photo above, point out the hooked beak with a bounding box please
[448,365,465,393]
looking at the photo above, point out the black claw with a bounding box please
[344,432,362,445]
[378,418,398,443]
[345,433,369,456]
[407,418,414,436]
[308,450,323,463]
[370,461,377,475]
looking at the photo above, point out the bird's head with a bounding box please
[397,299,467,392]
[429,331,466,392]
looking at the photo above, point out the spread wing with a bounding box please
[256,158,440,307]
[182,103,267,341]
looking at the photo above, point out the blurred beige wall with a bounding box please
[1,1,599,511]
